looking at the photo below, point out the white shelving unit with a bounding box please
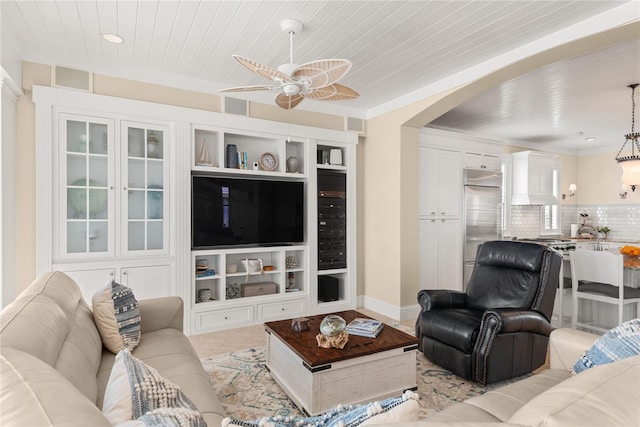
[33,85,357,335]
[192,126,307,177]
[190,246,309,333]
[190,126,357,334]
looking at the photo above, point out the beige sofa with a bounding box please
[0,271,226,426]
[399,327,640,426]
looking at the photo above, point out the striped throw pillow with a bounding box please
[92,281,141,353]
[572,318,640,375]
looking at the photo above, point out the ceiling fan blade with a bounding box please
[293,59,352,89]
[304,83,360,101]
[275,92,304,109]
[233,55,294,83]
[219,85,278,92]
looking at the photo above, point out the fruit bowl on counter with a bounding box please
[619,246,640,269]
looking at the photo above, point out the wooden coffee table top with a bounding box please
[264,310,418,368]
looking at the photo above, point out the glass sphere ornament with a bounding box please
[319,315,346,337]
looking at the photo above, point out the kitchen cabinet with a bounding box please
[419,219,463,291]
[419,147,462,217]
[511,151,557,205]
[464,152,502,171]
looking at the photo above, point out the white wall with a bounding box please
[1,7,24,307]
[1,68,22,307]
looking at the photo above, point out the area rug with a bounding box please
[201,342,527,420]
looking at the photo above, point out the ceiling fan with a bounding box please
[219,19,359,110]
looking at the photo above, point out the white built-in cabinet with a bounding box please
[56,114,170,260]
[464,152,502,171]
[419,219,463,291]
[419,147,462,218]
[189,125,357,334]
[418,128,504,292]
[41,108,174,303]
[33,85,357,335]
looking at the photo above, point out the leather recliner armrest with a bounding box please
[138,296,184,334]
[417,289,467,311]
[481,308,554,336]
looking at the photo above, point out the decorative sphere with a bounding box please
[319,315,346,337]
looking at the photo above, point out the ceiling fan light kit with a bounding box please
[219,18,359,110]
[615,83,640,192]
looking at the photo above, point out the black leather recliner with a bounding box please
[415,240,562,384]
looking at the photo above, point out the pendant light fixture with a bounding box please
[615,83,640,191]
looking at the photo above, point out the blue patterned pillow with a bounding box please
[222,391,419,427]
[92,281,141,353]
[572,318,640,375]
[103,349,206,427]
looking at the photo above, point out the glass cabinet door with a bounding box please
[122,121,169,255]
[59,114,115,258]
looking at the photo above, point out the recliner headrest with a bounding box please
[476,241,547,272]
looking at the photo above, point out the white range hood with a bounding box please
[511,151,559,205]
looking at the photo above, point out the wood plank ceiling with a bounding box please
[2,1,638,152]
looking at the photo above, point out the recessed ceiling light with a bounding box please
[102,33,124,44]
[585,137,597,141]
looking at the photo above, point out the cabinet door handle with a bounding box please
[441,212,445,215]
[430,212,436,215]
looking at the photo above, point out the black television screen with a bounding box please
[192,175,304,248]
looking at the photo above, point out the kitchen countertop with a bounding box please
[571,238,640,244]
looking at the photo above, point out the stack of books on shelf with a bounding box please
[346,318,384,338]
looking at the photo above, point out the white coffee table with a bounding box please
[264,311,418,415]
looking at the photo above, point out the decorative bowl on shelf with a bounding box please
[319,315,346,337]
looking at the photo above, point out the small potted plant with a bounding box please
[596,226,610,239]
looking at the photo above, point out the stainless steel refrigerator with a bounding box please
[463,169,503,289]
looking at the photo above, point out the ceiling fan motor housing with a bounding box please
[281,19,303,35]
[283,84,301,96]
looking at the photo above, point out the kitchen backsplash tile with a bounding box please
[561,204,640,241]
[510,204,640,241]
[510,205,541,238]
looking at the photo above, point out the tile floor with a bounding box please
[188,308,416,358]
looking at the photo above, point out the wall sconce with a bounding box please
[562,184,577,199]
[620,184,629,199]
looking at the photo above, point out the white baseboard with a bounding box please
[357,295,421,323]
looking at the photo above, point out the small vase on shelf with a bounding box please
[286,156,298,173]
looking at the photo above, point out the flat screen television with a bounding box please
[192,175,304,248]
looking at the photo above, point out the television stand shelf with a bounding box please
[191,245,308,333]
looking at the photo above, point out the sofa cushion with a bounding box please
[0,348,111,426]
[103,349,206,426]
[572,317,640,375]
[0,271,103,403]
[425,369,570,423]
[93,281,141,353]
[509,355,640,426]
[97,328,227,427]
